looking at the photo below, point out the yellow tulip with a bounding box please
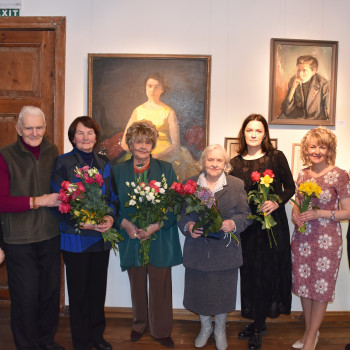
[260,175,273,187]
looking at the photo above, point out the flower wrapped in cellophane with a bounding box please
[125,174,169,265]
[291,180,321,233]
[169,179,240,245]
[58,166,123,254]
[247,169,281,247]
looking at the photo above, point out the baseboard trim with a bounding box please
[59,305,350,323]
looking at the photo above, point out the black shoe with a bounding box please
[345,344,350,350]
[154,336,174,348]
[39,343,65,350]
[238,323,267,340]
[93,338,112,350]
[248,330,263,350]
[130,330,144,342]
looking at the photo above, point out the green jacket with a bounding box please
[0,136,59,244]
[112,157,182,270]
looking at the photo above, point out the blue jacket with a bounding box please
[51,148,119,253]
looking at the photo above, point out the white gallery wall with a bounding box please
[21,0,350,312]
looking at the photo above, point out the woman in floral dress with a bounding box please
[292,127,350,350]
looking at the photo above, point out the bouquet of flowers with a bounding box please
[247,169,281,247]
[58,166,123,254]
[169,179,240,245]
[125,174,169,265]
[291,180,321,233]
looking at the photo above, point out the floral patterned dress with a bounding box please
[292,166,350,302]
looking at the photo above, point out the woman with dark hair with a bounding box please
[120,72,198,182]
[51,116,118,350]
[230,114,295,350]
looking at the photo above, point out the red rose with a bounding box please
[81,165,90,171]
[85,176,95,184]
[61,180,71,191]
[171,182,184,194]
[251,171,261,183]
[94,173,103,186]
[184,179,197,194]
[263,169,275,178]
[139,182,147,188]
[59,202,71,214]
[58,189,69,202]
[149,180,160,193]
[170,182,178,189]
[76,182,85,192]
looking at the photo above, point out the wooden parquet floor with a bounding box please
[0,303,350,349]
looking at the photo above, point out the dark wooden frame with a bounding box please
[88,54,211,162]
[268,38,338,126]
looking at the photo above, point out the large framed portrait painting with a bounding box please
[268,38,338,126]
[88,54,211,181]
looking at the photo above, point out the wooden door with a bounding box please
[0,17,65,301]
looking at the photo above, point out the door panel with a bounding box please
[0,17,65,303]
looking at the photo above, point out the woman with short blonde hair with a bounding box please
[291,127,350,350]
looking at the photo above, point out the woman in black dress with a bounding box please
[230,114,295,350]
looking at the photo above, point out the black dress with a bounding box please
[230,149,294,320]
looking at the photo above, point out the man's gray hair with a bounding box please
[17,106,46,127]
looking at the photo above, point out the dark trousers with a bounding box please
[62,250,110,350]
[127,264,173,338]
[4,235,61,350]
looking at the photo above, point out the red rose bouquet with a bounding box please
[247,169,281,247]
[169,179,240,245]
[58,166,123,254]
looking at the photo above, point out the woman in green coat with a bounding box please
[112,120,182,348]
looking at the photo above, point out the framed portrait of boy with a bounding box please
[268,38,338,126]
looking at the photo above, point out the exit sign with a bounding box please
[0,8,19,16]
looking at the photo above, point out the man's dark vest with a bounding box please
[0,136,60,244]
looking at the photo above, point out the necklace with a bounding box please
[134,158,150,183]
[134,158,150,174]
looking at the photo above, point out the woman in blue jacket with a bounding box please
[51,116,118,350]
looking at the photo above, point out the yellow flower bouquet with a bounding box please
[291,180,321,233]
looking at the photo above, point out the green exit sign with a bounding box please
[0,8,20,16]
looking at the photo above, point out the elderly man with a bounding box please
[0,106,64,350]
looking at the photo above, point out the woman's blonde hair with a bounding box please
[125,119,159,150]
[197,144,232,174]
[300,126,337,166]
